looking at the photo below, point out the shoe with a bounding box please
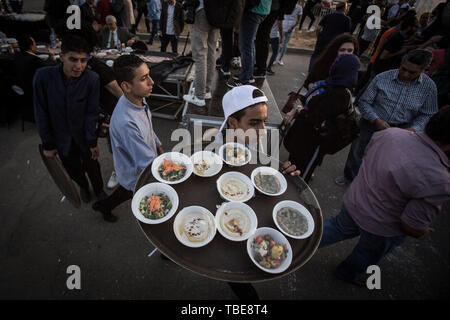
[95,190,108,201]
[107,171,119,189]
[333,269,367,287]
[266,68,275,75]
[204,92,212,99]
[253,71,266,79]
[307,28,315,33]
[220,68,231,77]
[80,187,91,203]
[277,60,284,66]
[227,78,248,88]
[232,75,255,83]
[183,93,206,107]
[335,176,350,186]
[231,57,242,69]
[92,202,118,223]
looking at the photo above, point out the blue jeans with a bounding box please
[238,11,265,82]
[278,31,294,61]
[320,205,405,282]
[343,119,376,181]
[148,19,159,44]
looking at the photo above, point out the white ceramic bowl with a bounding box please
[250,166,287,197]
[36,45,46,49]
[190,150,223,177]
[246,227,293,274]
[106,60,114,67]
[215,202,258,241]
[96,51,107,57]
[151,152,193,185]
[219,142,251,167]
[124,46,133,53]
[216,171,254,203]
[272,200,315,239]
[131,183,179,224]
[37,54,49,60]
[173,206,217,248]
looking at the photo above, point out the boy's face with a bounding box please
[60,51,88,79]
[123,63,154,98]
[227,103,268,145]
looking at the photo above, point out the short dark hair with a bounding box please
[113,54,145,85]
[228,89,266,123]
[425,106,450,145]
[402,49,433,69]
[400,15,418,30]
[336,2,346,10]
[61,33,91,54]
[18,34,33,52]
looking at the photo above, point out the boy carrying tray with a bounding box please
[93,55,164,222]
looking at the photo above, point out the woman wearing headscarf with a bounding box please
[283,53,361,183]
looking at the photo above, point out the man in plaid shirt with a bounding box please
[337,50,438,185]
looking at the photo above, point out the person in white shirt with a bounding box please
[160,0,184,54]
[277,2,303,65]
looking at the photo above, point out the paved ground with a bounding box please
[1,42,449,300]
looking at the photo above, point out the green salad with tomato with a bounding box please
[251,234,288,269]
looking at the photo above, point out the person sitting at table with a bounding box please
[92,54,164,222]
[215,85,301,177]
[98,15,136,49]
[14,34,55,123]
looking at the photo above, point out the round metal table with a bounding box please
[134,149,323,283]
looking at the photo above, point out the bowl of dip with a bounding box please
[190,150,223,177]
[219,142,251,167]
[173,206,216,248]
[251,166,287,196]
[272,200,314,239]
[215,202,257,241]
[216,172,254,203]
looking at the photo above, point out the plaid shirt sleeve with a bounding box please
[357,74,381,123]
[410,80,438,131]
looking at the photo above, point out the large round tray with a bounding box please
[134,149,322,283]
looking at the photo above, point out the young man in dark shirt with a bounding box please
[34,34,106,203]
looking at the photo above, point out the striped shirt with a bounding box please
[358,70,438,131]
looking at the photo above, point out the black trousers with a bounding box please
[161,34,178,54]
[227,282,260,300]
[219,28,233,72]
[95,184,133,212]
[299,8,316,31]
[254,10,280,73]
[134,7,150,32]
[59,142,104,195]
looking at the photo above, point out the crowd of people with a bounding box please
[1,0,449,292]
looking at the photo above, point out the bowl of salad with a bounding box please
[151,152,193,184]
[132,182,179,224]
[246,227,292,274]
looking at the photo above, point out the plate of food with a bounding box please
[132,182,179,224]
[173,206,217,248]
[190,150,223,177]
[247,227,292,274]
[151,152,193,184]
[251,166,287,196]
[216,171,254,203]
[96,51,107,57]
[273,200,314,239]
[37,54,49,60]
[219,142,251,167]
[215,202,258,241]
